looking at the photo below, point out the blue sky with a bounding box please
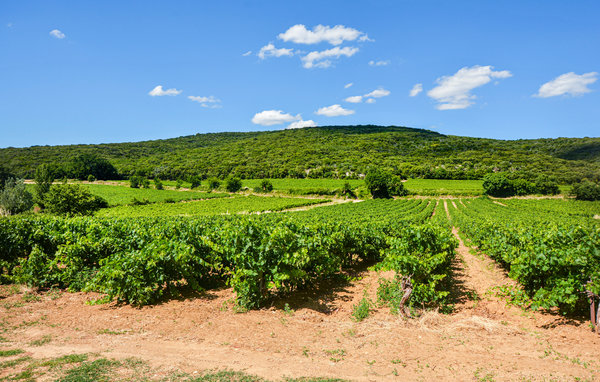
[1,1,599,147]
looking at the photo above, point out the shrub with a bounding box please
[87,174,96,182]
[341,182,356,198]
[0,165,15,191]
[175,179,183,189]
[154,178,163,190]
[141,178,150,189]
[34,164,55,208]
[482,173,514,197]
[43,184,108,216]
[534,176,560,195]
[365,169,406,198]
[225,177,242,193]
[0,178,33,215]
[67,154,118,180]
[208,178,220,190]
[571,181,600,201]
[254,179,273,193]
[189,176,201,189]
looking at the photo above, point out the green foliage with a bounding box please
[154,178,163,190]
[43,184,108,216]
[0,178,33,215]
[365,169,392,198]
[0,165,14,191]
[189,175,201,189]
[129,176,142,188]
[341,182,356,198]
[81,184,225,206]
[351,295,372,322]
[141,178,150,189]
[2,126,598,183]
[482,173,514,197]
[67,154,118,180]
[208,177,221,190]
[254,179,273,193]
[225,177,242,192]
[175,178,183,189]
[483,173,558,197]
[571,181,600,201]
[87,174,96,182]
[34,164,55,207]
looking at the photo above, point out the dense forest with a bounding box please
[1,125,599,182]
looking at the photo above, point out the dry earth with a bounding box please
[1,203,599,381]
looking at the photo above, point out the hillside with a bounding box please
[1,125,599,182]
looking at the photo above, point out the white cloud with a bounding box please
[365,98,376,104]
[258,43,294,59]
[535,72,598,98]
[345,95,363,103]
[409,83,423,97]
[364,88,390,98]
[242,51,252,56]
[49,29,65,39]
[7,23,13,28]
[278,24,368,45]
[252,110,300,126]
[315,104,355,117]
[188,95,221,108]
[427,65,512,110]
[301,46,359,69]
[148,85,182,97]
[344,82,353,89]
[369,60,390,66]
[287,119,317,129]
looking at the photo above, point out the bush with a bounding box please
[0,178,33,215]
[154,178,163,190]
[483,173,514,197]
[34,164,55,207]
[175,179,183,189]
[208,178,220,190]
[87,174,96,182]
[43,184,108,216]
[365,169,406,198]
[341,182,356,198]
[225,177,242,192]
[67,154,118,180]
[141,178,150,189]
[571,181,600,201]
[189,176,201,189]
[129,176,142,188]
[254,179,273,193]
[534,176,560,195]
[0,165,15,191]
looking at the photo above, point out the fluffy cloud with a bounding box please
[535,72,598,98]
[287,119,317,129]
[252,110,300,126]
[409,83,423,97]
[258,43,294,59]
[427,65,512,110]
[344,82,353,89]
[49,29,65,39]
[302,46,359,69]
[148,85,182,97]
[369,60,390,66]
[344,88,391,103]
[315,104,355,117]
[345,95,363,103]
[278,24,369,45]
[188,95,221,108]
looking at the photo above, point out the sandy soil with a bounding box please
[1,207,599,381]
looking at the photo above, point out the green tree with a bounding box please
[189,175,201,189]
[254,179,273,193]
[0,165,15,191]
[154,178,163,190]
[129,176,142,188]
[43,184,108,216]
[226,177,242,192]
[571,181,600,201]
[0,178,33,215]
[482,173,514,197]
[208,177,221,190]
[34,164,55,207]
[67,154,118,180]
[365,169,392,198]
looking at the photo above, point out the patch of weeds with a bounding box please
[489,285,533,310]
[287,378,348,382]
[351,295,372,322]
[302,347,310,357]
[188,369,266,381]
[58,358,120,382]
[0,356,31,370]
[47,287,63,300]
[2,301,25,310]
[29,335,52,347]
[391,359,407,367]
[0,335,8,342]
[474,367,495,382]
[96,328,128,335]
[342,328,356,337]
[324,349,346,363]
[38,353,89,368]
[366,360,376,366]
[21,292,41,303]
[0,349,25,357]
[85,295,111,306]
[283,303,294,316]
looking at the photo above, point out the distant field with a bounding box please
[404,179,484,196]
[95,195,329,217]
[81,184,229,206]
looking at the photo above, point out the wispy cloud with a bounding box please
[148,85,182,97]
[345,95,363,103]
[242,51,252,57]
[344,87,391,104]
[258,43,294,60]
[427,65,512,110]
[409,83,423,97]
[252,110,300,126]
[287,119,317,129]
[369,60,390,66]
[315,104,355,117]
[188,95,221,108]
[535,72,598,98]
[344,82,353,89]
[49,29,65,39]
[278,24,369,45]
[302,46,359,69]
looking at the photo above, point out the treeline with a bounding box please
[1,126,599,183]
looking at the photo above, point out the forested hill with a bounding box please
[1,125,599,182]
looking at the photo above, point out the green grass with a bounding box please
[0,349,25,357]
[242,178,363,194]
[82,184,229,206]
[404,179,484,196]
[96,195,329,218]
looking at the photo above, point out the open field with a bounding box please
[1,182,600,381]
